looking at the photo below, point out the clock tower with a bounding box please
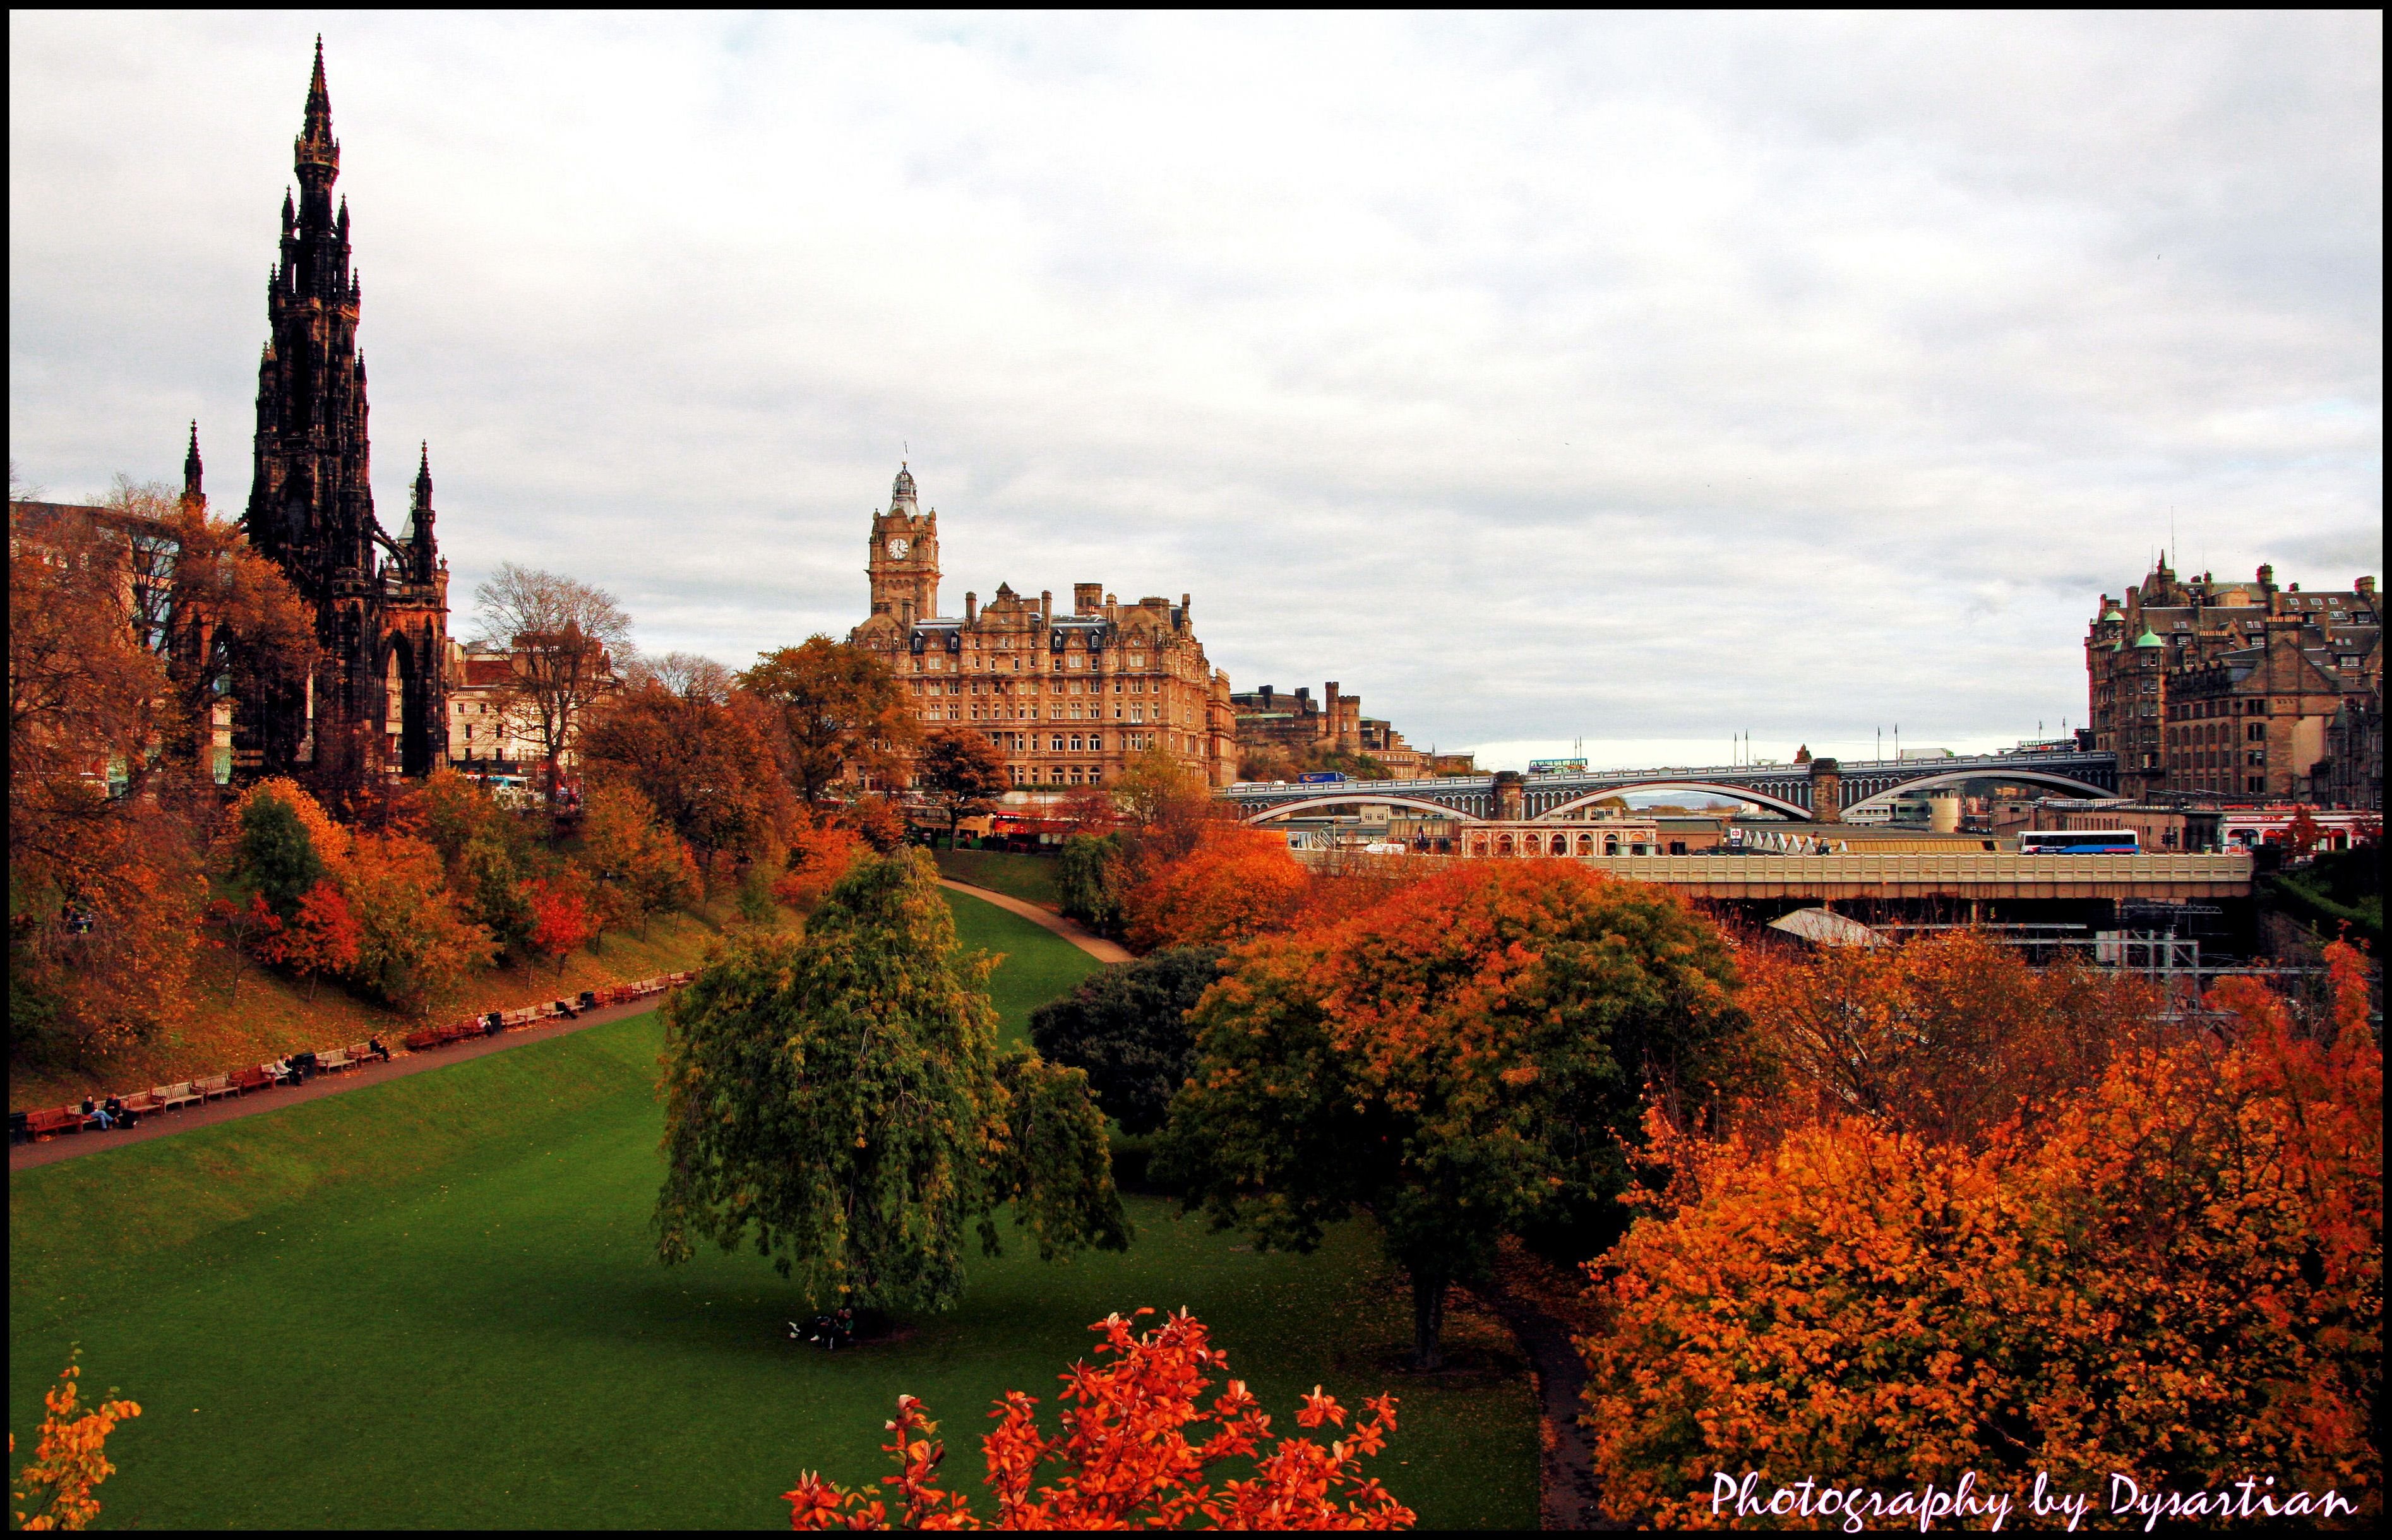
[868,462,940,624]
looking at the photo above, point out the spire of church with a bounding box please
[892,460,918,511]
[182,421,204,510]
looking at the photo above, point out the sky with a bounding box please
[9,12,2381,772]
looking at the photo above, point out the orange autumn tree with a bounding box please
[1123,823,1311,952]
[1580,938,2383,1527]
[784,1310,1414,1531]
[9,1355,140,1532]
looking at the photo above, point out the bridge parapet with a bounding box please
[1288,849,2249,900]
[1225,751,2119,823]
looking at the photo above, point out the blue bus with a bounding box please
[2019,829,2139,854]
[1297,771,1347,784]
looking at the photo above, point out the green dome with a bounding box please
[2133,627,2165,648]
[2101,606,2125,623]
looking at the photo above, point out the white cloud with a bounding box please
[8,12,2379,760]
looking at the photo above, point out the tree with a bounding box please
[654,851,1128,1311]
[9,502,207,1060]
[95,476,315,779]
[233,790,326,917]
[580,680,789,885]
[523,873,597,974]
[1109,744,1212,835]
[9,1352,141,1532]
[1030,946,1226,1135]
[1123,824,1310,952]
[267,878,362,1000]
[1739,929,2167,1149]
[784,1310,1414,1531]
[575,782,699,937]
[1580,940,2382,1526]
[1055,833,1130,938]
[1160,861,1752,1368]
[916,731,1008,845]
[339,833,496,1011]
[740,636,921,810]
[471,563,633,808]
[626,649,734,704]
[837,793,908,854]
[770,822,869,916]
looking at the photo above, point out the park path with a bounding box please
[1473,1253,1622,1531]
[939,878,1133,963]
[9,993,664,1174]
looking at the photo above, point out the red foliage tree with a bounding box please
[273,879,362,1000]
[783,1310,1413,1531]
[523,874,597,974]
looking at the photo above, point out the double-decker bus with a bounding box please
[1526,758,1588,775]
[2018,829,2139,854]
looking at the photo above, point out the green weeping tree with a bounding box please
[654,849,1130,1310]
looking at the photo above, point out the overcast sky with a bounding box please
[11,12,2381,770]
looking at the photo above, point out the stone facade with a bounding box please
[847,466,1238,790]
[2085,559,2381,804]
[1229,681,1460,777]
[236,43,450,789]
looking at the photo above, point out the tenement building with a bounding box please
[236,42,451,787]
[2085,558,2381,804]
[847,465,1238,790]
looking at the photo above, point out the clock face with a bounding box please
[886,537,910,560]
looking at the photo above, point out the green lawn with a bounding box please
[941,888,1103,1046]
[933,847,1063,909]
[9,904,1535,1531]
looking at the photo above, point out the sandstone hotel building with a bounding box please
[847,466,1239,791]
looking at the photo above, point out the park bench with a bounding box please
[196,1073,237,1102]
[155,1082,201,1112]
[24,1107,82,1140]
[316,1048,354,1074]
[230,1066,273,1096]
[347,1041,379,1065]
[121,1090,162,1117]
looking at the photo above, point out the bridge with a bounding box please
[1224,749,2119,825]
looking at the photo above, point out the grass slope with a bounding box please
[933,847,1063,909]
[9,905,1535,1531]
[942,888,1103,1047]
[11,904,735,1113]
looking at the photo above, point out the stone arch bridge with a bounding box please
[1224,750,2119,825]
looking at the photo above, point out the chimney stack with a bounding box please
[1074,582,1102,616]
[965,590,977,622]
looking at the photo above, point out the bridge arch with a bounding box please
[1238,793,1487,826]
[1535,782,1811,821]
[1839,768,2119,816]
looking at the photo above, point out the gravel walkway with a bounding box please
[938,878,1133,963]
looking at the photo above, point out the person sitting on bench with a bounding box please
[83,1097,114,1131]
[367,1036,391,1063]
[266,1057,297,1087]
[103,1094,132,1130]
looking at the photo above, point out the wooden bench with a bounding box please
[155,1082,201,1112]
[196,1073,237,1102]
[316,1048,354,1074]
[230,1066,273,1096]
[347,1041,380,1065]
[24,1107,81,1140]
[120,1090,162,1118]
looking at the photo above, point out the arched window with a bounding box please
[1576,833,1594,855]
[1604,837,1620,856]
[1496,833,1514,854]
[1470,835,1490,857]
[1550,833,1569,855]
